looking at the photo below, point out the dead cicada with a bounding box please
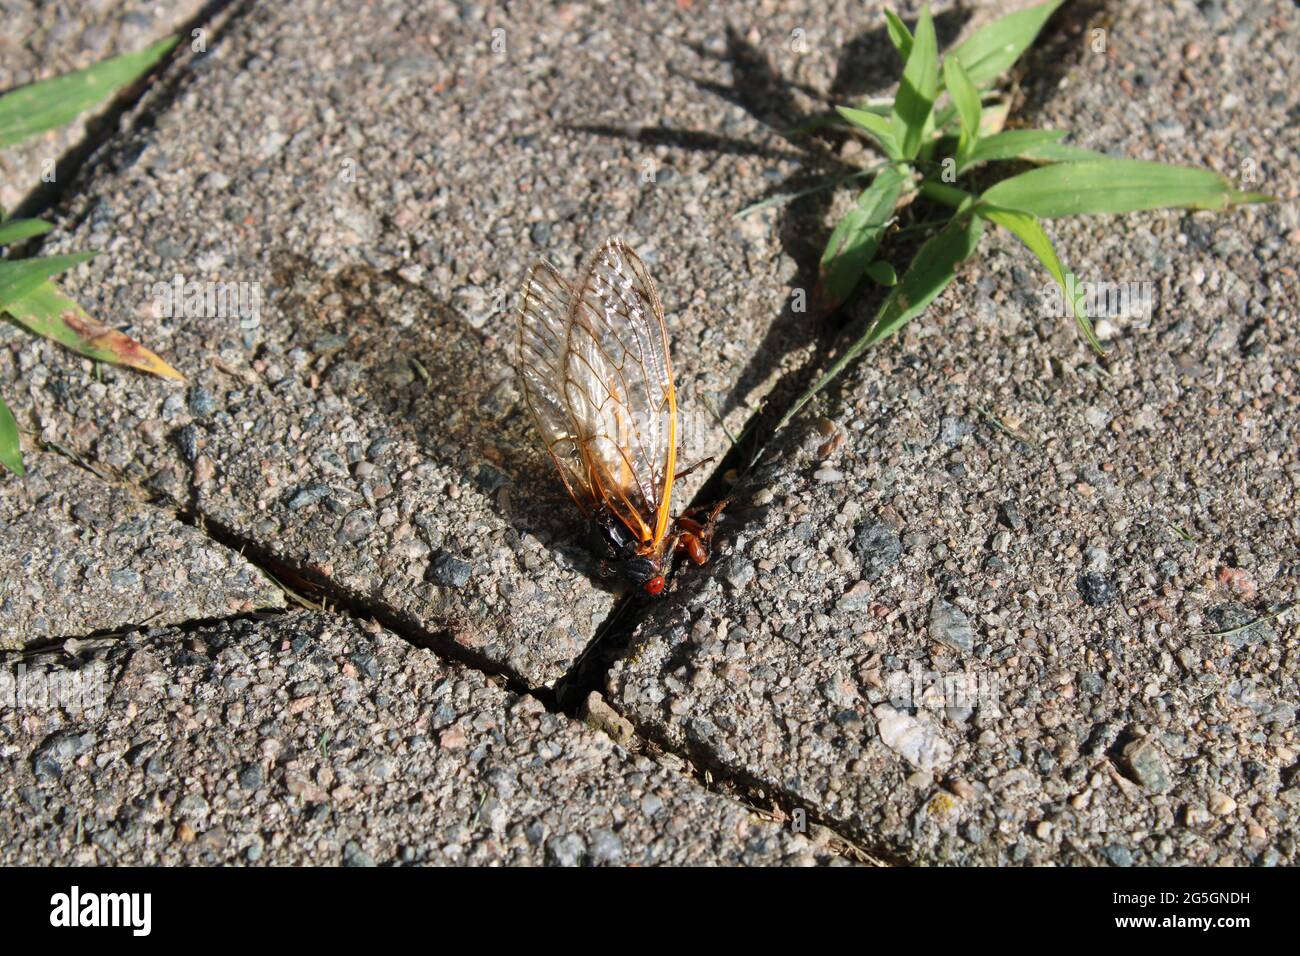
[514,238,722,596]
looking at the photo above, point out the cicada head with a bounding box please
[619,553,666,597]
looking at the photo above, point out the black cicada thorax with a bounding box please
[587,509,662,589]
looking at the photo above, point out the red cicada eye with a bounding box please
[644,575,666,596]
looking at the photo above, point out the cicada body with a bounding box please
[515,238,718,596]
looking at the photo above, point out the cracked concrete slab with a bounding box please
[607,0,1300,866]
[0,0,208,212]
[0,449,284,647]
[0,611,835,865]
[0,0,977,687]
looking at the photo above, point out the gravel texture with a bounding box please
[0,449,284,647]
[0,612,834,865]
[0,0,206,211]
[1,0,1296,867]
[1,0,1033,686]
[606,0,1300,865]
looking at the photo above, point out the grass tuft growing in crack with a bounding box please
[774,0,1270,434]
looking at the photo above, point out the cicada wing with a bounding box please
[565,239,677,548]
[515,260,599,513]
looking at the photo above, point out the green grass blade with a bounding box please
[891,5,938,159]
[1014,141,1107,163]
[964,129,1065,163]
[952,0,1064,87]
[0,393,23,477]
[816,166,905,312]
[943,55,981,160]
[836,106,901,159]
[5,279,184,380]
[883,10,914,59]
[976,204,1102,354]
[0,219,53,245]
[0,37,178,147]
[0,251,95,310]
[865,260,898,286]
[981,159,1271,217]
[779,211,984,433]
[865,211,984,347]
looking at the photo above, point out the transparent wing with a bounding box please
[515,260,598,513]
[565,239,677,547]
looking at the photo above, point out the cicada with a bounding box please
[515,238,721,596]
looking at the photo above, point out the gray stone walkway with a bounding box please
[0,449,282,646]
[1,0,1296,864]
[1,613,832,864]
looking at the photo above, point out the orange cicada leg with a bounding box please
[672,498,729,568]
[675,531,710,566]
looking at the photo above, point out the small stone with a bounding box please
[588,828,624,865]
[938,416,972,446]
[428,551,472,589]
[1084,406,1111,429]
[836,580,873,613]
[32,731,88,780]
[1119,736,1173,793]
[336,509,375,544]
[719,556,755,591]
[853,522,902,581]
[1102,844,1133,867]
[439,726,467,750]
[998,500,1025,532]
[546,832,586,867]
[193,455,215,484]
[874,705,953,772]
[947,779,975,800]
[175,423,201,463]
[819,674,859,708]
[451,285,492,329]
[177,793,209,816]
[1208,791,1237,816]
[580,692,635,747]
[1078,571,1116,607]
[188,385,217,417]
[928,597,974,652]
[343,841,376,867]
[238,763,264,791]
[1083,547,1112,573]
[287,485,330,510]
[1217,566,1257,601]
[110,568,142,589]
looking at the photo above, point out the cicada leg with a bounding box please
[672,498,729,567]
[672,456,714,482]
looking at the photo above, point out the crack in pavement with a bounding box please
[9,0,256,226]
